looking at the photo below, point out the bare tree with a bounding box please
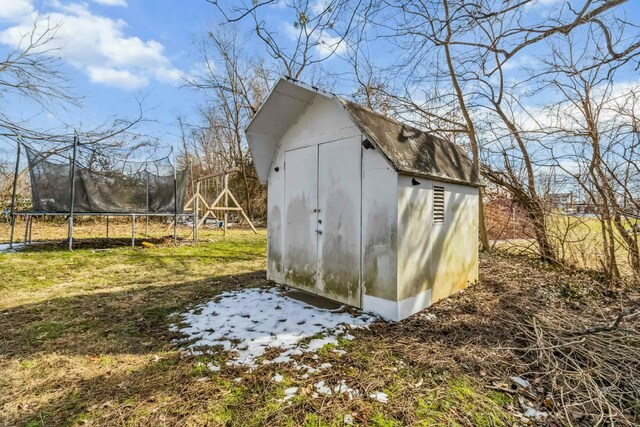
[209,0,364,80]
[537,23,640,281]
[345,0,637,258]
[186,27,270,219]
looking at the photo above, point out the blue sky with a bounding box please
[0,0,364,157]
[0,0,226,155]
[1,0,638,164]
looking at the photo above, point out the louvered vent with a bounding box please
[433,186,445,224]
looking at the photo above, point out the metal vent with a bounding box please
[433,186,445,224]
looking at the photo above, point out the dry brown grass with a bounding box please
[0,220,638,426]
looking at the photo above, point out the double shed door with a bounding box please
[283,137,362,307]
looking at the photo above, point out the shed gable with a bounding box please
[246,77,481,188]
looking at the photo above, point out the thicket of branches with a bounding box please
[4,1,640,282]
[0,20,151,206]
[199,0,640,283]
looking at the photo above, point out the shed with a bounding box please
[246,77,481,321]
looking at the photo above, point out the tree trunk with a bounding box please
[442,0,490,250]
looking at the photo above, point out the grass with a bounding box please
[6,218,634,425]
[0,219,521,426]
[494,211,639,275]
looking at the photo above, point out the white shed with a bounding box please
[246,78,482,321]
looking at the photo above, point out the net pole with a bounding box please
[8,138,21,249]
[68,131,79,251]
[145,167,149,239]
[191,162,197,242]
[173,152,178,246]
[28,214,33,244]
[223,173,228,236]
[23,215,29,246]
[194,180,200,242]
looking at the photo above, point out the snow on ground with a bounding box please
[0,243,23,253]
[369,391,389,403]
[172,287,377,369]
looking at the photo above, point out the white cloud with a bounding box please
[311,0,330,14]
[0,1,182,91]
[154,67,184,86]
[315,34,347,57]
[283,22,348,60]
[501,55,539,73]
[92,0,128,6]
[87,66,148,89]
[0,0,33,20]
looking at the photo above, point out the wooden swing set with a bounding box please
[183,167,257,240]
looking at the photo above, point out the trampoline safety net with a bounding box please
[25,145,187,214]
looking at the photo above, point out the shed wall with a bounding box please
[428,181,479,303]
[360,146,399,319]
[396,177,479,317]
[266,94,361,287]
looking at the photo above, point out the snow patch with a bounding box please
[281,387,299,402]
[314,380,361,400]
[0,243,23,253]
[524,408,548,419]
[370,391,389,403]
[172,287,376,368]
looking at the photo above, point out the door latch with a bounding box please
[316,230,323,235]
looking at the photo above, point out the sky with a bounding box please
[1,0,638,164]
[0,0,225,156]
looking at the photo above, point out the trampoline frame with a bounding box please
[8,135,191,251]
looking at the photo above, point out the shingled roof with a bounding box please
[339,100,482,187]
[245,77,482,187]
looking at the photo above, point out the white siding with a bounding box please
[361,146,399,319]
[396,176,479,318]
[266,153,285,281]
[263,91,479,321]
[267,95,358,282]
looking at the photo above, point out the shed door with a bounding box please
[317,137,362,307]
[283,146,318,293]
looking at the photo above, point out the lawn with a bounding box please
[0,220,637,426]
[494,212,639,275]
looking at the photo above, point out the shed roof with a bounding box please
[245,77,482,187]
[339,100,482,186]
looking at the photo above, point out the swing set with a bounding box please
[184,167,257,241]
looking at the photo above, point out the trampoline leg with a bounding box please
[9,215,15,249]
[28,216,33,244]
[131,215,136,249]
[68,215,74,251]
[24,215,29,246]
[106,216,109,239]
[145,216,148,239]
[173,218,177,246]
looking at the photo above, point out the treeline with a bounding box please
[3,1,639,281]
[184,0,639,282]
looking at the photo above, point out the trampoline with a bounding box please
[8,134,189,250]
